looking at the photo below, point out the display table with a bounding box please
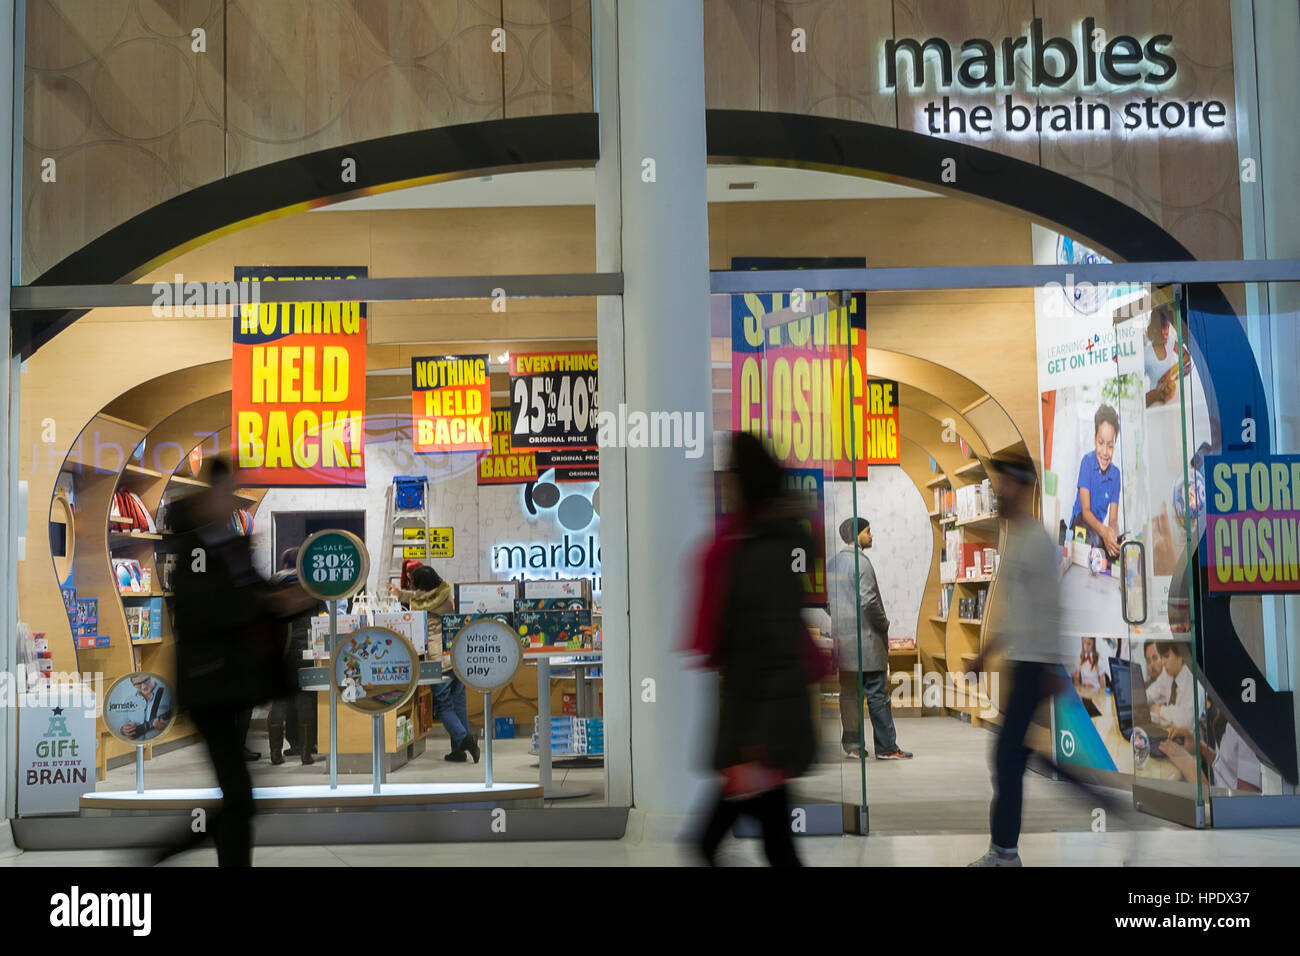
[299,661,447,775]
[523,649,603,800]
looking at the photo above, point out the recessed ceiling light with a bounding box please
[727,181,757,190]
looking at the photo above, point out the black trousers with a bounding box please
[190,706,255,867]
[990,660,1049,851]
[269,691,315,750]
[699,784,800,867]
[990,660,1115,852]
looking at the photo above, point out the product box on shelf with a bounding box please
[522,578,591,603]
[494,716,515,739]
[371,609,429,656]
[513,600,593,649]
[440,613,517,654]
[456,581,518,614]
[71,599,98,637]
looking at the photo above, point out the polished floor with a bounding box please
[4,826,1298,867]
[9,712,1293,866]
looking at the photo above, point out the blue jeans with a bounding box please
[433,675,469,749]
[839,670,897,753]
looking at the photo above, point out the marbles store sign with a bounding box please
[885,18,1230,138]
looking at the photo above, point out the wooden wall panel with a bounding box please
[224,0,503,174]
[703,0,1247,260]
[1035,0,1243,260]
[503,0,593,117]
[757,0,894,124]
[705,0,762,110]
[891,0,1041,166]
[22,0,226,280]
[22,0,598,280]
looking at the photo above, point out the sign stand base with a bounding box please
[371,715,384,794]
[484,692,494,788]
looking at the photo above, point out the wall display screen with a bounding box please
[232,266,367,486]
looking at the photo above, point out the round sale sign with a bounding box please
[332,627,419,714]
[297,529,369,601]
[450,618,524,692]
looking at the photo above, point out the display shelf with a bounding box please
[957,618,983,626]
[119,590,172,598]
[130,637,163,646]
[110,531,163,542]
[954,459,986,480]
[954,512,999,528]
[925,473,951,488]
[928,615,947,624]
[167,474,207,488]
[121,463,165,480]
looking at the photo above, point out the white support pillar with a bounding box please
[1,0,19,842]
[593,0,715,829]
[1233,0,1300,790]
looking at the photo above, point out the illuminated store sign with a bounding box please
[491,534,602,598]
[883,18,1228,137]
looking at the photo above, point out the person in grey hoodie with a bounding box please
[828,517,911,761]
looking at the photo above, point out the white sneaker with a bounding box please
[968,848,1022,867]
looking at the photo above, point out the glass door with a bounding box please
[1111,285,1207,826]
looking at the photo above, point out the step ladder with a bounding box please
[380,477,432,587]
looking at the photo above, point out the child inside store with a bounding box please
[389,565,478,763]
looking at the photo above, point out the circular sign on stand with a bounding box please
[332,626,419,715]
[450,618,524,692]
[102,671,176,745]
[297,529,369,602]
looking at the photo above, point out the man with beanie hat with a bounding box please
[828,516,912,760]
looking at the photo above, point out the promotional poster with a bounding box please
[411,354,492,454]
[232,266,367,486]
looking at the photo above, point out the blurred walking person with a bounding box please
[268,547,322,765]
[688,432,830,867]
[161,459,313,866]
[966,457,1066,867]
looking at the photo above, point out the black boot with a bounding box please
[268,723,285,765]
[462,732,480,764]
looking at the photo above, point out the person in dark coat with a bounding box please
[268,547,323,765]
[160,458,313,866]
[689,431,830,867]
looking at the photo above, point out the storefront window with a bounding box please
[12,171,624,821]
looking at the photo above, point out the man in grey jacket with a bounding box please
[828,517,912,761]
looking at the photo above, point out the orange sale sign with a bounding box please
[411,355,492,454]
[232,266,367,487]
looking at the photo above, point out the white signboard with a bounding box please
[18,691,97,816]
[451,618,523,692]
